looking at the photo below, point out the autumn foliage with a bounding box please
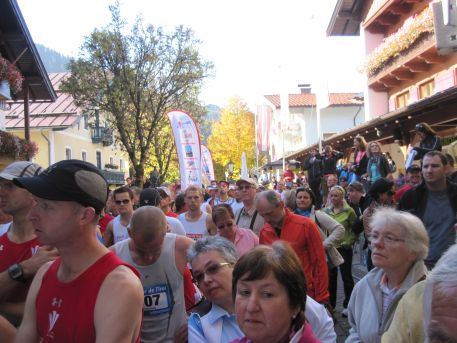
[208,96,255,179]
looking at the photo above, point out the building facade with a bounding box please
[4,73,128,185]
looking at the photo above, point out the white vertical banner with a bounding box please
[201,144,216,185]
[315,79,330,152]
[241,152,249,179]
[166,110,202,190]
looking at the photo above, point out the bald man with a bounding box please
[111,206,194,343]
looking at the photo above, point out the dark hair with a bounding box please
[347,181,364,193]
[113,186,134,200]
[232,242,307,332]
[295,187,316,208]
[415,122,437,136]
[445,153,455,167]
[174,193,186,213]
[423,151,448,166]
[212,204,235,223]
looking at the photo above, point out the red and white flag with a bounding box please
[256,105,272,152]
[167,110,202,190]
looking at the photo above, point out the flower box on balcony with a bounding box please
[0,56,24,97]
[363,7,434,78]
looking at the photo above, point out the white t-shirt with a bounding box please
[0,222,11,236]
[177,212,208,241]
[166,217,186,236]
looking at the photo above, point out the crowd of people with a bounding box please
[0,121,456,342]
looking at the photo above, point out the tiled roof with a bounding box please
[264,92,362,108]
[5,73,80,129]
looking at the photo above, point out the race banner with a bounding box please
[201,145,216,185]
[167,110,202,190]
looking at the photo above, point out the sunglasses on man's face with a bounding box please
[115,199,130,205]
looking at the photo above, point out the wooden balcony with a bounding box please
[368,34,448,91]
[364,0,424,34]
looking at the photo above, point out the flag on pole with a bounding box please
[167,110,202,190]
[256,105,272,152]
[201,145,216,185]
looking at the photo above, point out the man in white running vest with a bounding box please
[178,186,209,241]
[103,187,134,246]
[111,206,194,342]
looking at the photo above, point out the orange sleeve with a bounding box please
[307,220,330,303]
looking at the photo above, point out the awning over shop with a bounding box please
[288,86,457,162]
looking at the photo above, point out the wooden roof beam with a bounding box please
[404,61,431,72]
[389,3,413,15]
[419,51,446,64]
[390,70,414,80]
[377,14,401,26]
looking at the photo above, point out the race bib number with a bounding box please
[186,233,203,241]
[143,284,172,316]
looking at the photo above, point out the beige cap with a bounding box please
[236,177,258,188]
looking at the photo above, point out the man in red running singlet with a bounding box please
[14,160,143,343]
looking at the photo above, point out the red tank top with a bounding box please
[0,232,41,301]
[36,252,141,343]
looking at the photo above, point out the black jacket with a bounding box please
[304,154,322,179]
[353,150,368,177]
[413,135,442,160]
[397,181,457,219]
[321,151,344,175]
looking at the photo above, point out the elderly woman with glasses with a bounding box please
[212,204,258,257]
[188,238,338,343]
[188,236,242,343]
[345,207,428,343]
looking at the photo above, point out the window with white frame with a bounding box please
[81,151,87,162]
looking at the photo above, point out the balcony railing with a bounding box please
[91,126,113,146]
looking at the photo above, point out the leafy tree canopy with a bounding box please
[207,96,255,180]
[61,2,213,186]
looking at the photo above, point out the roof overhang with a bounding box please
[327,0,364,36]
[287,86,457,160]
[0,0,57,102]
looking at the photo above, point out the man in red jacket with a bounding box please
[256,190,329,304]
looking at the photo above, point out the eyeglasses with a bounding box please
[193,262,232,285]
[115,199,130,205]
[368,233,405,246]
[237,185,253,190]
[217,222,234,230]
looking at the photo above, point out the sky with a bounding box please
[17,0,366,110]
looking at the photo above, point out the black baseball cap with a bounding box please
[139,188,161,207]
[13,159,108,214]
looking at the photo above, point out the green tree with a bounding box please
[208,96,255,180]
[61,2,213,186]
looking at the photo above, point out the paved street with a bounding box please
[333,240,368,343]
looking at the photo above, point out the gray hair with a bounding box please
[423,244,457,340]
[187,236,238,266]
[282,190,296,210]
[254,190,281,208]
[371,207,429,261]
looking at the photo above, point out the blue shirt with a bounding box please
[188,304,243,343]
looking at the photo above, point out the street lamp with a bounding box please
[227,159,234,181]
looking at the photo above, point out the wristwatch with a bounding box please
[8,263,27,283]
